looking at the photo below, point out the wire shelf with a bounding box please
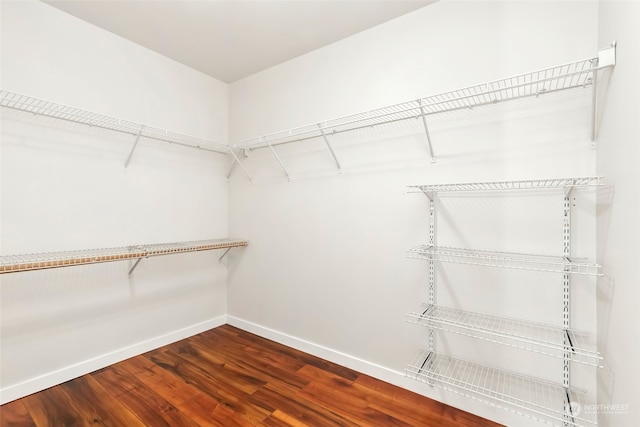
[407,304,601,367]
[406,245,601,276]
[232,56,600,150]
[0,238,248,274]
[406,350,596,427]
[0,90,228,154]
[408,177,602,194]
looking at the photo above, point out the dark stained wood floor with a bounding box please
[0,325,503,427]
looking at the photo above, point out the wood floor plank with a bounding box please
[21,384,88,427]
[58,376,146,427]
[197,326,259,356]
[91,365,140,398]
[191,334,310,391]
[2,324,503,427]
[92,366,200,427]
[353,374,458,427]
[170,340,267,394]
[241,332,360,382]
[299,378,414,427]
[0,399,36,427]
[117,355,203,406]
[355,373,499,427]
[209,404,262,427]
[147,348,271,425]
[260,409,307,427]
[248,383,358,427]
[173,394,226,427]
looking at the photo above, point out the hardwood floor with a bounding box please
[0,325,503,427]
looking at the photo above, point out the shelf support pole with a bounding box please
[427,192,436,378]
[227,147,253,182]
[317,124,342,171]
[562,185,574,427]
[590,58,599,145]
[264,136,291,181]
[124,127,144,168]
[418,99,436,163]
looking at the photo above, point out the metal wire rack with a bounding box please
[406,350,596,427]
[0,90,229,155]
[407,177,602,194]
[406,245,601,276]
[406,304,601,367]
[232,57,598,150]
[224,45,614,180]
[0,238,248,274]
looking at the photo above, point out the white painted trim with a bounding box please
[226,315,426,395]
[0,315,227,405]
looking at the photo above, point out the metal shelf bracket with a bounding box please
[264,136,291,181]
[227,147,253,182]
[124,127,143,168]
[218,248,232,263]
[591,42,617,145]
[317,123,342,171]
[418,99,436,163]
[128,257,143,276]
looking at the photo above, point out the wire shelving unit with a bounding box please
[407,177,602,194]
[0,238,248,274]
[405,174,604,426]
[233,58,599,151]
[227,45,615,180]
[406,350,596,427]
[406,304,601,367]
[406,245,601,276]
[0,90,230,166]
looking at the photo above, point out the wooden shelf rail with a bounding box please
[0,238,248,274]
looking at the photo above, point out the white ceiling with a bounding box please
[44,0,434,83]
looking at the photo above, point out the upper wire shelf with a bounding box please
[0,238,248,274]
[231,50,613,151]
[0,90,228,154]
[407,304,601,366]
[408,177,602,195]
[406,350,595,427]
[407,245,601,276]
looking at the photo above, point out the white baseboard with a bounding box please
[226,315,426,395]
[0,315,227,405]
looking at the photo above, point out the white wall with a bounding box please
[0,1,230,403]
[596,1,640,426]
[229,1,600,426]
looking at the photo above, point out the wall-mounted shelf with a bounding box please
[408,177,602,195]
[406,175,603,426]
[0,238,248,274]
[406,350,595,427]
[0,89,230,167]
[406,304,601,367]
[228,46,615,180]
[406,245,601,276]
